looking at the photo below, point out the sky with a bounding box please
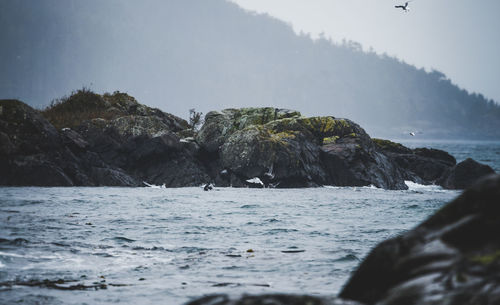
[230,0,500,103]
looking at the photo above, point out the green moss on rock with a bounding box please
[470,250,500,265]
[229,107,301,131]
[372,138,411,154]
[196,108,301,152]
[322,136,339,145]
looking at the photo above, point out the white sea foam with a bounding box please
[405,180,444,191]
[246,177,264,185]
[143,181,166,189]
[0,251,25,258]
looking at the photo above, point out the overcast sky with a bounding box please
[230,0,500,103]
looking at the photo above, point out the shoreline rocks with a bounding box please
[0,93,495,188]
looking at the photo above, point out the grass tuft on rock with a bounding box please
[41,88,138,130]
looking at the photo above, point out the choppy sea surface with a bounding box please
[0,141,498,305]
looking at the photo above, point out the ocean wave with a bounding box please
[404,181,446,192]
[266,228,298,235]
[0,238,29,245]
[333,254,360,262]
[102,237,136,243]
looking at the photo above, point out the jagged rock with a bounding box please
[220,122,327,188]
[61,128,88,151]
[220,114,407,189]
[321,142,407,189]
[413,147,456,166]
[196,107,301,153]
[317,121,407,190]
[395,148,457,184]
[90,167,137,186]
[339,174,500,305]
[0,99,138,186]
[124,133,210,187]
[0,100,74,186]
[438,158,495,189]
[76,119,209,187]
[0,100,61,153]
[42,91,209,187]
[373,138,494,188]
[1,96,494,189]
[374,139,457,184]
[0,131,16,154]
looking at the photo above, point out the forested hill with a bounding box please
[1,0,499,139]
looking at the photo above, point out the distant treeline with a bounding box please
[1,0,499,138]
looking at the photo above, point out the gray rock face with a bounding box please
[438,158,495,189]
[204,112,419,189]
[340,174,500,305]
[196,107,301,153]
[373,139,495,189]
[220,122,328,188]
[0,97,208,187]
[0,97,494,189]
[321,136,407,190]
[0,99,139,186]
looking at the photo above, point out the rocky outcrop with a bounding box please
[0,93,495,188]
[373,138,495,189]
[196,108,301,153]
[437,158,495,189]
[0,99,138,186]
[219,117,330,188]
[319,124,407,189]
[199,110,410,189]
[0,92,208,187]
[187,175,500,305]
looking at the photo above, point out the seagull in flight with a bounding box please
[395,1,411,12]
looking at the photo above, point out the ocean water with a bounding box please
[0,141,498,305]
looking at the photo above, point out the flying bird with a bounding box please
[395,1,411,12]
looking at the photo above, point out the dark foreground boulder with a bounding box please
[340,174,500,305]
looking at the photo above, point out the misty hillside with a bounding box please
[1,0,499,138]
